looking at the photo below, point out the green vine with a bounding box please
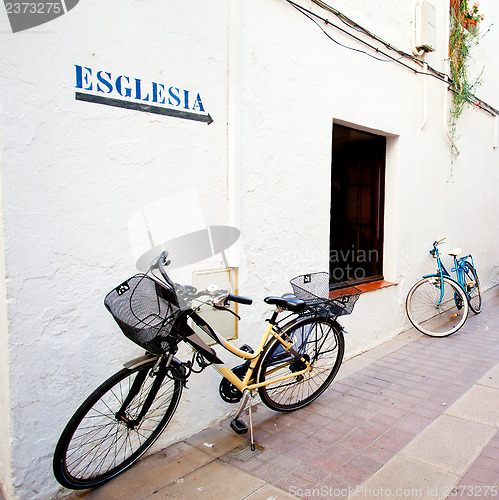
[448,0,487,141]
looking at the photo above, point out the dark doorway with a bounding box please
[330,124,386,287]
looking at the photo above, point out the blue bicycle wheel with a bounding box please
[406,276,469,337]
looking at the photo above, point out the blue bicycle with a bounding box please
[406,237,481,337]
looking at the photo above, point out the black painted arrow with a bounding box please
[75,92,213,125]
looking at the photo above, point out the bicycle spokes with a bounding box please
[257,318,344,411]
[406,275,469,337]
[53,361,182,489]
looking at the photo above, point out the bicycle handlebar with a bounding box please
[193,290,253,306]
[434,237,446,246]
[225,293,253,306]
[150,251,176,288]
[150,251,253,306]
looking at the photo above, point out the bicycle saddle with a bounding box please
[448,248,462,257]
[264,296,306,312]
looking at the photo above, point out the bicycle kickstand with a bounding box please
[230,390,256,451]
[248,392,255,451]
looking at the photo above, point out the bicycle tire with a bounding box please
[406,276,469,337]
[53,359,183,490]
[463,261,482,314]
[256,317,344,412]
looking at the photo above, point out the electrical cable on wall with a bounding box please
[285,0,447,81]
[290,1,405,64]
[312,0,428,63]
[283,0,499,117]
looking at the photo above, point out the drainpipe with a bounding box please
[410,0,427,130]
[227,0,242,266]
[420,61,428,131]
[494,115,498,149]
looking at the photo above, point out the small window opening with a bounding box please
[330,124,386,288]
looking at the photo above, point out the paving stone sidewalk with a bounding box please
[72,292,499,500]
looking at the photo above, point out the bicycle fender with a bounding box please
[123,353,159,370]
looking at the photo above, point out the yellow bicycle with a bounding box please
[53,251,360,490]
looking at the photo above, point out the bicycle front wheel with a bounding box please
[256,317,344,412]
[406,276,469,337]
[463,261,482,314]
[53,359,183,490]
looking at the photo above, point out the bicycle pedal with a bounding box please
[230,418,248,434]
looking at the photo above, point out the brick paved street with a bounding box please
[71,291,499,500]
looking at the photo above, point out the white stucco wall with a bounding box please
[0,175,12,500]
[0,1,233,498]
[0,0,498,498]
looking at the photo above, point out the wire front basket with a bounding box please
[290,272,361,317]
[104,274,182,355]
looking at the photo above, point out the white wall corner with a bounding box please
[0,170,13,500]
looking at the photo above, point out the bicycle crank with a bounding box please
[219,364,247,403]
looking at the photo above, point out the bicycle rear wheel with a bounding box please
[53,358,182,490]
[463,261,482,314]
[406,276,469,337]
[256,317,344,412]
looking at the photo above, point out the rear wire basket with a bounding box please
[290,272,361,317]
[104,274,183,355]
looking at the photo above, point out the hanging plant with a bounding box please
[448,0,487,140]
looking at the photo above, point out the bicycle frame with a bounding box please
[146,253,313,391]
[423,243,467,306]
[179,308,312,394]
[423,242,477,303]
